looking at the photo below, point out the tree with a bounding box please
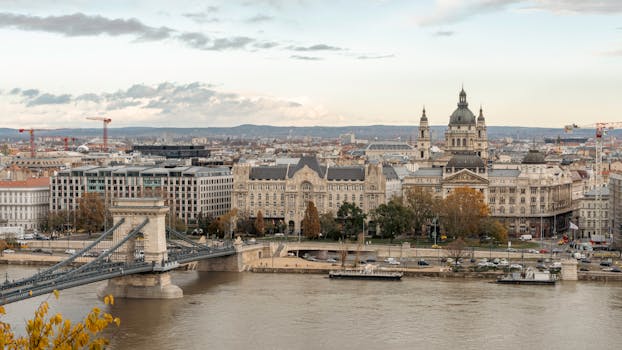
[235,211,256,236]
[0,291,120,349]
[77,193,105,234]
[440,187,489,239]
[254,210,265,236]
[337,202,366,240]
[301,201,321,239]
[0,144,9,156]
[405,187,438,236]
[173,217,187,233]
[371,198,412,241]
[481,218,508,244]
[44,211,73,233]
[444,238,467,269]
[216,209,238,238]
[320,211,339,240]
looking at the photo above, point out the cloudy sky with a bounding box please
[0,0,621,129]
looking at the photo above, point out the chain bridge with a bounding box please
[0,198,238,305]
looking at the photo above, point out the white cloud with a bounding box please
[417,0,622,26]
[2,82,336,127]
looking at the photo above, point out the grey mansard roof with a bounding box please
[522,149,546,164]
[382,165,399,180]
[446,153,485,169]
[412,168,443,177]
[249,157,365,181]
[365,142,414,151]
[489,169,521,177]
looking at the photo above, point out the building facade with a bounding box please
[132,145,211,159]
[232,156,386,234]
[578,186,609,239]
[609,173,622,243]
[50,166,232,225]
[0,177,50,230]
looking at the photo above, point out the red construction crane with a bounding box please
[565,121,622,239]
[86,117,112,151]
[18,128,52,158]
[63,137,76,151]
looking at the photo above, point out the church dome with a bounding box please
[449,88,476,125]
[522,149,546,164]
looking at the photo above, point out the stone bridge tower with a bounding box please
[99,198,182,299]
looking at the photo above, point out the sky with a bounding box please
[0,0,621,129]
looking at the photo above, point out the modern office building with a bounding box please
[132,145,211,159]
[50,166,232,225]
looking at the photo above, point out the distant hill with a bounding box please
[0,125,606,141]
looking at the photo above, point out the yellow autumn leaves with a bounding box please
[0,290,120,349]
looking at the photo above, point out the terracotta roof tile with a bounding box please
[0,177,50,188]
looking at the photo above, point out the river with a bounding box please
[1,265,621,350]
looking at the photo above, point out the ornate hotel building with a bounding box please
[232,157,386,234]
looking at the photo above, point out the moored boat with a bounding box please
[329,264,402,281]
[496,268,557,285]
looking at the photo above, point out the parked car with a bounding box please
[581,258,591,264]
[509,264,523,270]
[539,249,550,254]
[600,260,612,267]
[527,249,539,254]
[64,249,76,255]
[506,248,517,252]
[274,233,285,237]
[611,266,622,273]
[2,249,15,254]
[417,259,430,266]
[497,259,509,267]
[388,259,401,265]
[326,258,337,263]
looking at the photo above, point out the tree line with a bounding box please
[40,186,507,243]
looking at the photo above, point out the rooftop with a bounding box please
[0,177,50,188]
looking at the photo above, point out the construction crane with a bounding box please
[18,128,53,158]
[85,117,112,151]
[63,137,76,151]
[565,122,622,240]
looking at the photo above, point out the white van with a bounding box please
[520,234,533,241]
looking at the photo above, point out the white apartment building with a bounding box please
[578,186,609,239]
[0,177,50,230]
[50,166,232,225]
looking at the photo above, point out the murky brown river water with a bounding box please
[2,265,622,350]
